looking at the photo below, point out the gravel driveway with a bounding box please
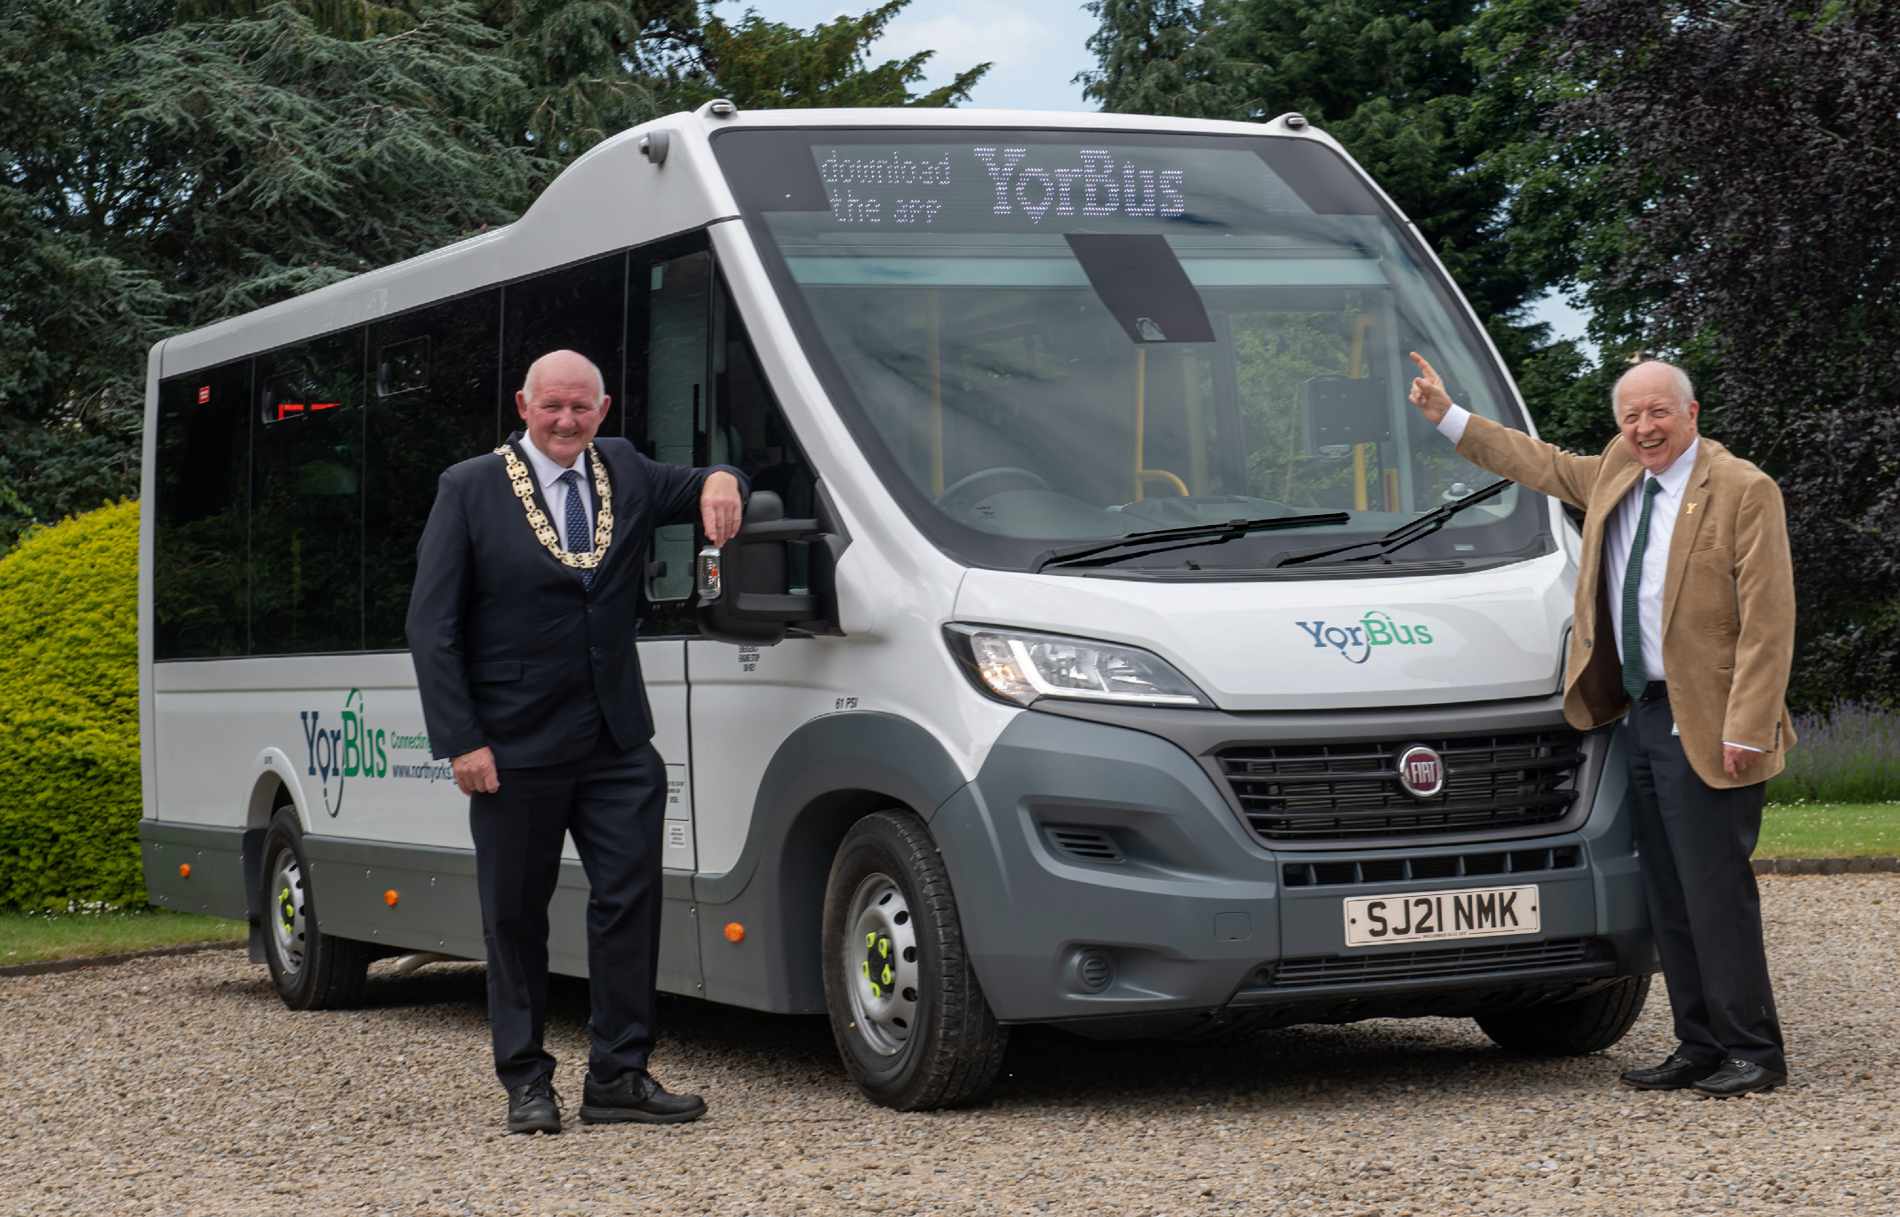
[3,874,1895,1217]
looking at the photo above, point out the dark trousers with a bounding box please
[1624,691,1786,1072]
[468,733,667,1091]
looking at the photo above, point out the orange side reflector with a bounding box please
[723,922,745,943]
[178,863,191,879]
[384,889,399,907]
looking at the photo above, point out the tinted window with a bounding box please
[710,274,816,555]
[637,248,713,632]
[365,291,501,648]
[504,255,627,438]
[153,362,251,658]
[633,257,819,637]
[251,330,365,654]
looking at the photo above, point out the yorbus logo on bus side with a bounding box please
[298,687,390,817]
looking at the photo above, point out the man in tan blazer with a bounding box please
[1407,353,1794,1097]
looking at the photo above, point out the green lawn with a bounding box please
[1758,802,1900,859]
[0,909,244,967]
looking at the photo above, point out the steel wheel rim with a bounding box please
[269,849,308,977]
[844,872,920,1057]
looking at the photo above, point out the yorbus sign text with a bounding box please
[298,688,449,817]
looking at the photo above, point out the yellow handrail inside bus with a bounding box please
[1133,347,1147,500]
[1131,346,1187,499]
[1347,315,1376,512]
[1139,469,1190,497]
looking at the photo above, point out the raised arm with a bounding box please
[1407,352,1603,510]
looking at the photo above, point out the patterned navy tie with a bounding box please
[559,468,594,590]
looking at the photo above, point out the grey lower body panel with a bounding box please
[140,820,704,994]
[141,820,257,921]
[933,707,1654,1033]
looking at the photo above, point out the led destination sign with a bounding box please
[815,144,1194,228]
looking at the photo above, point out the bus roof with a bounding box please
[156,105,1332,378]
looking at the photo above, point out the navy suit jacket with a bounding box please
[407,431,742,768]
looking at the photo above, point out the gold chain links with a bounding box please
[493,442,615,570]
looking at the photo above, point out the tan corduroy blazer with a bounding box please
[1457,415,1797,789]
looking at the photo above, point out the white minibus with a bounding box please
[140,103,1653,1110]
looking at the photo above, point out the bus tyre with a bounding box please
[259,807,371,1011]
[1476,974,1650,1055]
[822,810,1008,1111]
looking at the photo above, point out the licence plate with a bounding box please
[1343,884,1540,947]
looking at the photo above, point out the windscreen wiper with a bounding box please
[1034,512,1351,572]
[1275,479,1514,568]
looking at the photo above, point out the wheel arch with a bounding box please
[249,748,308,831]
[239,751,307,953]
[693,711,973,1013]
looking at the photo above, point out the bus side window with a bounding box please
[252,330,366,655]
[634,248,713,633]
[504,254,627,438]
[710,271,817,595]
[366,290,502,649]
[153,361,252,659]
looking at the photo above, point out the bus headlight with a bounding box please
[943,625,1210,708]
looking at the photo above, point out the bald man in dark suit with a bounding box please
[409,350,744,1133]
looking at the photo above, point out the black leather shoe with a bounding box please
[506,1076,562,1135]
[1691,1058,1787,1098]
[1620,1053,1723,1090]
[579,1070,707,1125]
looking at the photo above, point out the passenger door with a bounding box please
[684,270,824,881]
[632,242,718,994]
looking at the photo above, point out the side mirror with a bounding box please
[695,490,836,645]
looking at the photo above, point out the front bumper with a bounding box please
[930,703,1652,1031]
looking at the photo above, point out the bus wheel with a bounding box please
[1476,974,1651,1055]
[260,807,370,1011]
[821,810,1008,1110]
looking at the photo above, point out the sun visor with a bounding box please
[1064,233,1215,345]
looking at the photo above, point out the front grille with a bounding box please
[1267,938,1600,989]
[1218,731,1586,844]
[1282,845,1583,889]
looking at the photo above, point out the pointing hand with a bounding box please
[1407,351,1452,423]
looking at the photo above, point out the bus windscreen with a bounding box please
[715,129,1549,576]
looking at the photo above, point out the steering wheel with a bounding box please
[936,465,1052,510]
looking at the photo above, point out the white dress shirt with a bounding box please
[519,434,596,551]
[1436,404,1755,750]
[1601,438,1698,685]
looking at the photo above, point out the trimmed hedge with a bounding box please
[0,500,142,910]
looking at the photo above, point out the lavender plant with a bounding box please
[1767,703,1900,805]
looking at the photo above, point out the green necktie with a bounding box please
[1621,477,1663,700]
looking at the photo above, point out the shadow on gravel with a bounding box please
[987,1021,1591,1112]
[193,958,1593,1112]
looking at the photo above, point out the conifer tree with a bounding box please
[1081,1,1567,394]
[0,0,986,550]
[695,1,986,110]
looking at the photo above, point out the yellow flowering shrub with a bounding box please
[0,501,143,909]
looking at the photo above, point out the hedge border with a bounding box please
[1753,857,1900,875]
